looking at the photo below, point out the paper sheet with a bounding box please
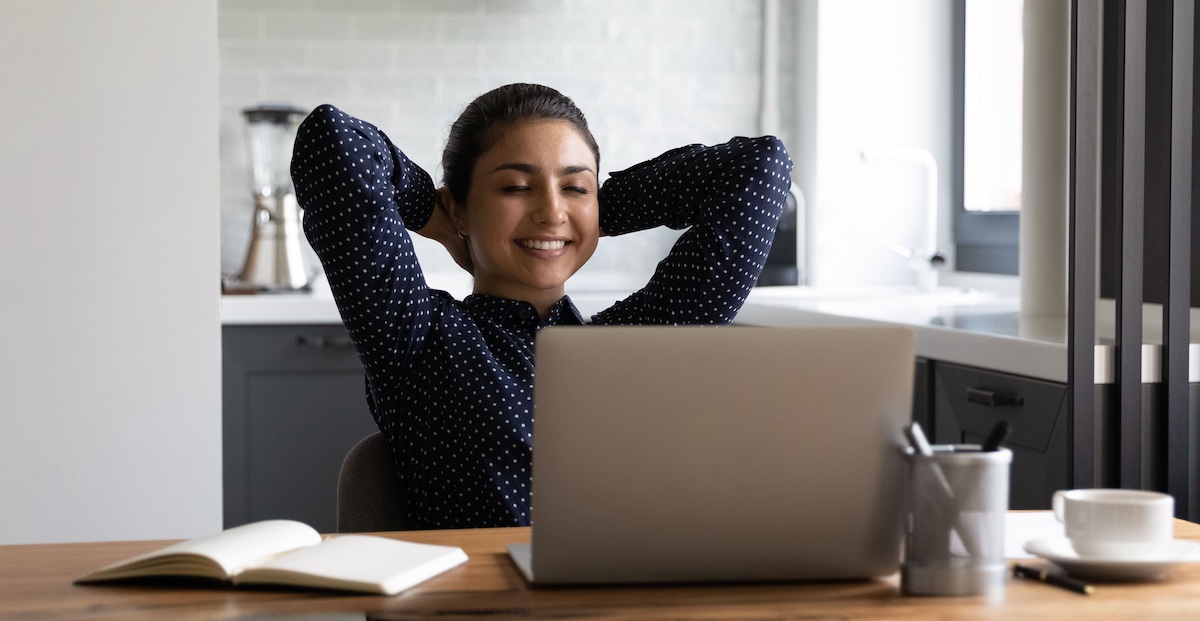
[1005,512,1064,559]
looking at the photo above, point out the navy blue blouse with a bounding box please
[291,105,793,529]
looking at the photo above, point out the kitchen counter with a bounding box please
[220,284,1200,385]
[737,286,1065,381]
[739,286,1200,385]
[218,272,634,326]
[221,293,344,325]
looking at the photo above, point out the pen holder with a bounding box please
[902,445,1012,597]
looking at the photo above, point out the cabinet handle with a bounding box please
[966,387,1024,408]
[296,334,355,349]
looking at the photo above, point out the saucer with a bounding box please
[1023,537,1200,582]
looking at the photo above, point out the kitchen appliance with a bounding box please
[235,103,311,292]
[757,183,803,286]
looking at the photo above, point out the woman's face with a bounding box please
[453,119,600,309]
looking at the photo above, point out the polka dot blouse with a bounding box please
[291,104,793,529]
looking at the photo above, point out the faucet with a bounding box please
[859,148,945,291]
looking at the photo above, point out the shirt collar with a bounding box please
[464,294,586,329]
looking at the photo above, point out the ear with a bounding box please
[438,187,468,234]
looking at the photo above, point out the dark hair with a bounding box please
[441,83,600,205]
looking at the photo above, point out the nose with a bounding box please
[534,189,567,225]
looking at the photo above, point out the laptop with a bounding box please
[508,325,916,585]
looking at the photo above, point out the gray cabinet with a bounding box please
[931,362,1071,510]
[223,324,377,532]
[927,360,1173,509]
[912,358,932,434]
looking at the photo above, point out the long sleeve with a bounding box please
[290,105,440,374]
[591,136,793,325]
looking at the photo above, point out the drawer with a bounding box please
[932,362,1069,510]
[933,362,1066,451]
[223,324,361,371]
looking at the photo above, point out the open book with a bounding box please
[75,520,467,595]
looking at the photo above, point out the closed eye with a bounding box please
[564,186,590,195]
[502,185,531,193]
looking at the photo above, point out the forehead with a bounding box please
[476,120,597,174]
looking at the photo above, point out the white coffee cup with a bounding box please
[1052,489,1174,560]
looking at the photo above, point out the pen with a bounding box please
[1012,563,1094,596]
[981,420,1011,452]
[904,421,935,457]
[904,422,953,496]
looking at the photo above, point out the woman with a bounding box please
[291,83,792,529]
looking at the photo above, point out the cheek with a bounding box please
[576,210,601,257]
[467,199,520,233]
[575,200,600,231]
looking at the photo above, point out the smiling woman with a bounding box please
[433,86,603,315]
[290,83,792,529]
[442,120,601,314]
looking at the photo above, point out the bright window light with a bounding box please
[963,0,1023,212]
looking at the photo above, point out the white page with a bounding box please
[138,520,320,575]
[79,519,322,582]
[240,535,468,595]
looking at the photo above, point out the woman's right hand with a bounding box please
[416,189,473,274]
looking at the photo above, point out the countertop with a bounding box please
[221,283,1200,385]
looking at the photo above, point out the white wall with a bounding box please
[0,0,222,544]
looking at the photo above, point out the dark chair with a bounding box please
[336,432,410,532]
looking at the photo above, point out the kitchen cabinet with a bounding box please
[911,358,933,437]
[222,324,377,532]
[930,362,1070,510]
[927,359,1178,509]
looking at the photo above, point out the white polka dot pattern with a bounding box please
[291,105,792,529]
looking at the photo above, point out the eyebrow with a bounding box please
[490,162,596,176]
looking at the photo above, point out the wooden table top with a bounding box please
[5,519,1200,620]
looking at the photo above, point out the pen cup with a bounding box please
[902,445,1012,597]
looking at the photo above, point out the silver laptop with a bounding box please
[508,325,916,585]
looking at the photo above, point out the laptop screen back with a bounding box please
[524,325,915,585]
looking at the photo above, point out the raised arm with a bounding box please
[290,104,439,371]
[591,136,793,325]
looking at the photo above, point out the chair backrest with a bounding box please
[336,431,410,532]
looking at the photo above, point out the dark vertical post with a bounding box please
[1118,0,1146,490]
[1071,0,1102,489]
[1167,0,1195,519]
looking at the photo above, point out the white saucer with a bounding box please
[1023,537,1200,582]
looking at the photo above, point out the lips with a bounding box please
[518,239,567,251]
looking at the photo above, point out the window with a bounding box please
[953,0,1022,274]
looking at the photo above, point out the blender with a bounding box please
[234,103,311,292]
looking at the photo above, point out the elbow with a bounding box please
[753,135,793,176]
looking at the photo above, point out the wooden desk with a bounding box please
[5,520,1200,620]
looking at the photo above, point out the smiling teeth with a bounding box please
[520,240,566,250]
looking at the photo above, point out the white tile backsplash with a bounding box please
[351,15,438,41]
[218,0,766,284]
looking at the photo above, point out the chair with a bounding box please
[336,432,411,532]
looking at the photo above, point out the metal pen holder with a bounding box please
[902,445,1012,597]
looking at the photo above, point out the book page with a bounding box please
[237,535,468,595]
[78,520,322,582]
[188,520,323,575]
